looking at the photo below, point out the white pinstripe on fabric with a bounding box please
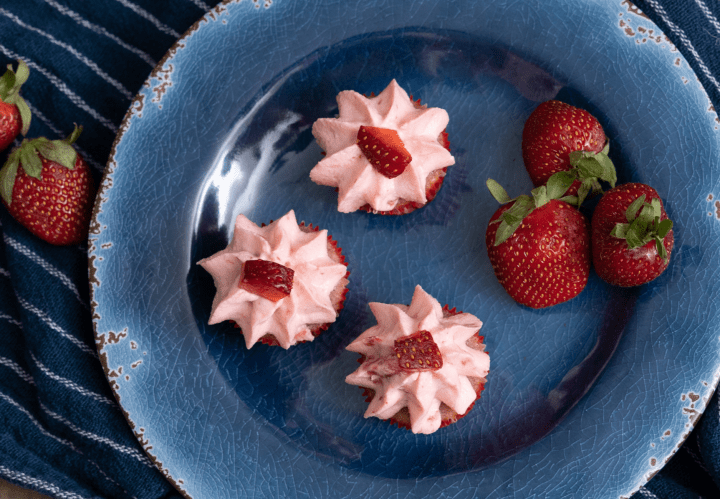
[0,7,134,100]
[0,391,76,450]
[0,44,118,132]
[90,465,137,499]
[42,0,156,67]
[188,0,211,11]
[0,390,132,493]
[0,356,34,384]
[25,100,107,172]
[113,0,181,38]
[30,353,114,406]
[3,235,88,307]
[636,487,660,498]
[0,388,139,496]
[17,297,97,358]
[693,0,720,35]
[0,466,88,499]
[644,0,720,94]
[0,312,21,327]
[41,403,154,467]
[0,267,11,278]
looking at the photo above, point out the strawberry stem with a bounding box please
[63,124,82,145]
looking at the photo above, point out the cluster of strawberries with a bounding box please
[0,60,95,246]
[486,100,674,309]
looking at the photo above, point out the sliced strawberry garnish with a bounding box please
[239,259,294,302]
[357,126,411,179]
[394,330,443,372]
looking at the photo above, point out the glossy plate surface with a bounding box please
[90,1,720,497]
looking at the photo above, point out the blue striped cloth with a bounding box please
[0,1,717,498]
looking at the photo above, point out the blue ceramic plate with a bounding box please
[90,1,720,497]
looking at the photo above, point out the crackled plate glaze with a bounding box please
[90,0,720,497]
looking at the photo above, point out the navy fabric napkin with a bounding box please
[0,1,717,498]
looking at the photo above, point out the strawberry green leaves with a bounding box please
[0,125,82,206]
[609,193,674,261]
[486,180,533,246]
[488,134,617,247]
[0,60,31,136]
[567,141,617,207]
[486,170,579,246]
[0,160,18,208]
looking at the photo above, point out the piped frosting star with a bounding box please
[198,210,348,349]
[311,80,455,213]
[345,285,489,434]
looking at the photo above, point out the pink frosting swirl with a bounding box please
[346,285,489,434]
[311,80,455,213]
[198,210,348,349]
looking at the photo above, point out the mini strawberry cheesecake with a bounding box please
[345,285,489,434]
[310,79,454,215]
[198,210,349,349]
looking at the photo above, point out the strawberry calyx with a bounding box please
[610,194,673,261]
[0,125,82,206]
[0,60,31,136]
[562,141,617,207]
[486,171,579,246]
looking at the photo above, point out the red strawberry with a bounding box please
[522,100,616,206]
[0,60,31,152]
[485,178,591,309]
[394,330,443,372]
[0,125,94,245]
[240,259,294,302]
[591,183,674,287]
[357,125,411,179]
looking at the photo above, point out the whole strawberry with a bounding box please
[0,60,31,152]
[591,183,674,287]
[485,178,591,309]
[0,125,95,245]
[522,100,616,207]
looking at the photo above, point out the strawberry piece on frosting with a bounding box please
[394,330,443,371]
[357,126,412,179]
[239,259,294,302]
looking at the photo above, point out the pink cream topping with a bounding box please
[198,210,347,349]
[310,79,455,213]
[345,285,489,434]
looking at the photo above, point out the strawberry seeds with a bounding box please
[357,125,412,179]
